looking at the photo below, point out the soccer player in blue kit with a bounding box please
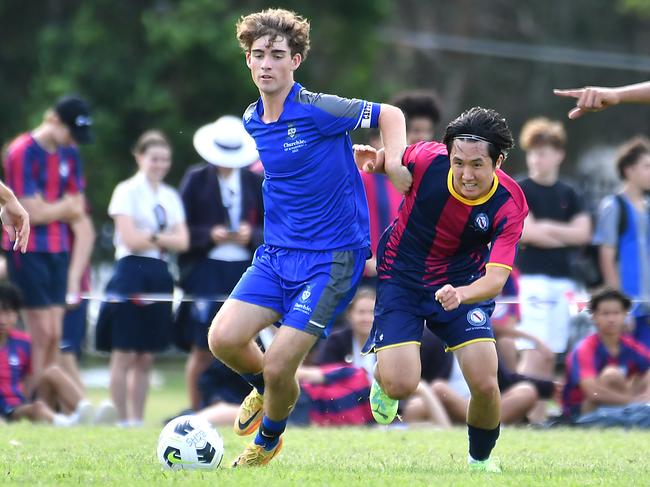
[207,8,408,467]
[355,107,528,473]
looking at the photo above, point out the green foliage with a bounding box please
[618,0,650,16]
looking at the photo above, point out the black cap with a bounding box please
[54,95,93,144]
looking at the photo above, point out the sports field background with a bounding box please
[1,358,647,486]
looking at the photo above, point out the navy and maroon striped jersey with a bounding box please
[377,141,528,289]
[2,133,85,253]
[563,333,650,416]
[0,329,31,413]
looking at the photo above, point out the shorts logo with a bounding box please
[467,308,487,327]
[293,284,313,315]
[60,160,70,178]
[300,285,312,303]
[475,213,489,232]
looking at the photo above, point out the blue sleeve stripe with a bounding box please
[370,102,381,128]
[353,101,368,130]
[353,101,380,130]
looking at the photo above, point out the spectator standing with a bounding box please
[2,95,93,384]
[59,204,95,391]
[96,131,188,427]
[593,137,650,348]
[516,118,591,400]
[177,115,263,411]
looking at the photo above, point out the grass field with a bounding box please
[2,358,648,486]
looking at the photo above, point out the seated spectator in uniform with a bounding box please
[0,282,115,425]
[562,288,650,419]
[593,137,650,348]
[431,357,557,425]
[313,287,452,427]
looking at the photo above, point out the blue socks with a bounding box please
[468,423,500,461]
[254,416,287,451]
[241,372,265,395]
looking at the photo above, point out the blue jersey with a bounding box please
[243,82,380,251]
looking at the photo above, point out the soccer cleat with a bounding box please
[234,388,264,436]
[469,457,502,473]
[231,438,283,468]
[369,379,398,425]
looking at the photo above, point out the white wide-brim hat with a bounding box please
[193,115,259,168]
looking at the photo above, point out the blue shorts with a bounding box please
[231,245,368,338]
[6,251,69,308]
[362,280,496,353]
[61,300,88,357]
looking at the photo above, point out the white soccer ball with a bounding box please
[157,415,224,471]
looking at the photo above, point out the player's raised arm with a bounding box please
[554,81,650,119]
[378,104,410,194]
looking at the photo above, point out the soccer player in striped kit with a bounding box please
[356,107,528,473]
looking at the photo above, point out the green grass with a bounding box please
[1,425,648,486]
[2,359,648,486]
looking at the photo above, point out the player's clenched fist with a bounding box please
[435,284,464,311]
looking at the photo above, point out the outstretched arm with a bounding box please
[554,81,650,119]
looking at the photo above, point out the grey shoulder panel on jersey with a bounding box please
[243,102,257,123]
[294,87,363,119]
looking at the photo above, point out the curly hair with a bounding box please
[519,117,566,151]
[236,9,311,60]
[443,107,514,165]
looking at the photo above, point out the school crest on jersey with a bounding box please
[8,354,20,367]
[59,160,70,178]
[474,213,489,232]
[467,308,487,327]
[287,123,297,139]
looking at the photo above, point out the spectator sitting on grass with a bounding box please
[562,288,650,419]
[0,282,116,425]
